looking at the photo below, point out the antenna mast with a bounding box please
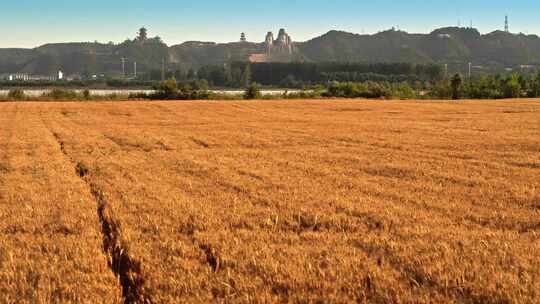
[505,15,509,32]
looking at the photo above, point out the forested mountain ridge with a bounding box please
[1,27,540,77]
[299,27,540,67]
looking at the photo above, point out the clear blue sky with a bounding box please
[1,0,538,48]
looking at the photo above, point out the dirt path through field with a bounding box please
[0,103,122,303]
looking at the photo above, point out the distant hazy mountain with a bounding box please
[299,28,540,67]
[1,27,540,77]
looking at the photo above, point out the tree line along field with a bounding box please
[0,99,539,303]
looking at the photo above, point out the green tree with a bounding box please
[187,69,196,80]
[395,82,415,99]
[241,64,252,88]
[173,68,187,81]
[137,27,148,42]
[432,78,451,99]
[230,67,243,88]
[504,74,521,98]
[533,72,540,97]
[154,78,178,99]
[198,65,228,87]
[280,75,301,88]
[451,74,462,100]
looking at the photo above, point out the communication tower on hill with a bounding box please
[505,15,509,32]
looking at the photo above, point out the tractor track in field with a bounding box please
[50,108,224,280]
[39,109,154,304]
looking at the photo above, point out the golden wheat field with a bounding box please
[0,99,539,303]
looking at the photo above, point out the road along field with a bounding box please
[0,99,539,303]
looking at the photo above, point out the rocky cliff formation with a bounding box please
[265,29,294,56]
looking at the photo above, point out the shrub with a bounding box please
[83,89,91,100]
[244,83,262,100]
[324,82,388,99]
[102,93,122,101]
[7,89,25,100]
[128,92,150,100]
[150,79,211,100]
[42,88,79,100]
[451,74,462,100]
[431,79,451,99]
[152,79,178,100]
[284,90,323,99]
[393,82,417,99]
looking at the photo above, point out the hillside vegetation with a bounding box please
[299,28,540,67]
[2,27,540,76]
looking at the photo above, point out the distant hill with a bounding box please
[298,27,540,67]
[297,30,430,63]
[2,27,540,77]
[0,49,37,73]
